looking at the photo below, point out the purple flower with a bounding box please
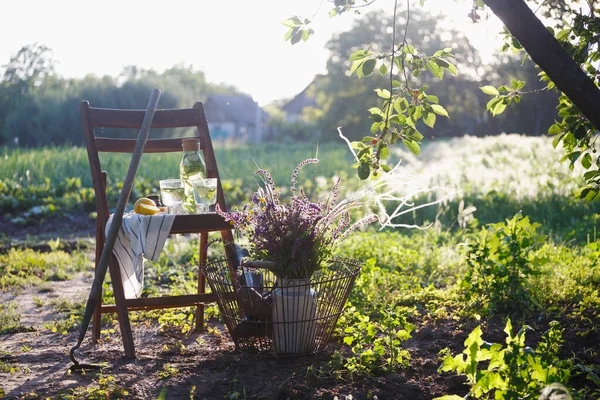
[219,159,376,278]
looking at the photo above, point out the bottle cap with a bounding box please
[182,138,200,152]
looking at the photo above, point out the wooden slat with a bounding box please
[96,138,190,153]
[90,107,202,128]
[99,293,219,313]
[170,213,232,233]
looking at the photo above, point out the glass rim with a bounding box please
[192,177,218,186]
[159,179,184,187]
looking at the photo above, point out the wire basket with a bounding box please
[202,257,362,356]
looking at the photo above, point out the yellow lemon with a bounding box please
[134,197,156,214]
[138,203,161,215]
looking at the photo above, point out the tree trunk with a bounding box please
[482,0,600,130]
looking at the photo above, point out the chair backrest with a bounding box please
[80,101,228,227]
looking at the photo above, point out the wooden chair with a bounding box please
[80,101,237,358]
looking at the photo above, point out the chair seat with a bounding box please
[170,212,232,234]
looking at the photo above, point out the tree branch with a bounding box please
[482,0,600,131]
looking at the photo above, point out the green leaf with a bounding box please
[510,79,525,90]
[361,59,377,77]
[394,98,408,113]
[582,153,593,169]
[351,140,366,150]
[349,50,368,61]
[350,59,364,76]
[584,170,600,180]
[158,386,167,400]
[486,97,501,112]
[370,114,383,122]
[412,105,423,120]
[358,162,371,180]
[431,104,449,117]
[435,58,449,68]
[281,17,303,27]
[381,163,392,172]
[556,28,571,41]
[427,60,444,79]
[379,145,390,160]
[433,396,464,400]
[445,62,458,75]
[552,132,564,148]
[301,28,313,42]
[290,28,303,45]
[379,63,388,76]
[375,88,391,99]
[575,185,593,200]
[512,36,523,49]
[465,325,483,349]
[368,107,382,115]
[423,111,436,128]
[329,8,339,17]
[370,122,381,134]
[492,101,507,116]
[404,139,420,155]
[425,95,439,103]
[480,86,500,96]
[411,130,424,142]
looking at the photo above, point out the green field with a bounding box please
[1,134,600,398]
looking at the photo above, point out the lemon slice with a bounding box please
[138,203,160,215]
[134,197,156,214]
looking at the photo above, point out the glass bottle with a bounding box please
[179,138,206,213]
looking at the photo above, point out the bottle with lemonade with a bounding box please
[179,138,206,213]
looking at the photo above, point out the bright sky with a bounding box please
[0,0,504,106]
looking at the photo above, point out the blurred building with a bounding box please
[204,94,268,143]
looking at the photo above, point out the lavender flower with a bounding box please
[219,159,377,279]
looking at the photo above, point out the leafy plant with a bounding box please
[158,364,179,380]
[462,212,545,316]
[333,306,414,378]
[436,319,572,399]
[63,374,130,399]
[0,301,22,334]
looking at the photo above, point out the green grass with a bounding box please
[0,142,353,190]
[3,135,600,241]
[0,248,90,290]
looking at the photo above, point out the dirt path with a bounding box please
[0,273,92,328]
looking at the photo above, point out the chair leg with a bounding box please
[92,224,104,344]
[196,232,209,332]
[108,256,136,358]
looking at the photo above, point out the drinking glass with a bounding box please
[192,178,218,213]
[159,179,185,214]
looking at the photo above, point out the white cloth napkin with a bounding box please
[105,212,176,299]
